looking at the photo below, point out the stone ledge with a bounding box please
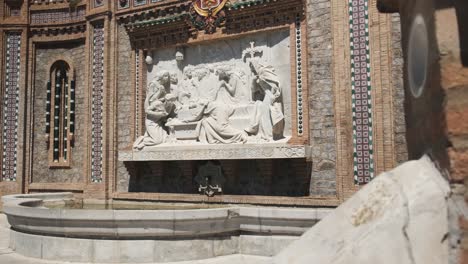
[119,143,312,161]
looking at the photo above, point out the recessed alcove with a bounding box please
[126,158,312,197]
[119,25,312,199]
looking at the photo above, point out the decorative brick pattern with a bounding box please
[31,7,86,24]
[91,23,105,183]
[349,0,375,184]
[2,32,22,182]
[306,0,337,197]
[135,50,140,140]
[295,15,304,136]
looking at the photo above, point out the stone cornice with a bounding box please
[122,0,302,30]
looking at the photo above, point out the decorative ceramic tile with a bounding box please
[2,32,21,182]
[295,14,304,136]
[134,0,147,6]
[135,50,140,140]
[45,81,51,134]
[31,7,86,24]
[349,0,374,184]
[91,23,105,183]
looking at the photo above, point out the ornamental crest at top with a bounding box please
[194,0,228,15]
[190,0,229,34]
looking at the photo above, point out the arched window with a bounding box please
[46,61,75,167]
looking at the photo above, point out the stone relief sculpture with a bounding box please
[134,41,287,150]
[215,67,250,104]
[195,100,249,144]
[245,61,284,141]
[133,71,177,149]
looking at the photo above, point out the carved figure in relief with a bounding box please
[195,100,248,144]
[193,67,216,100]
[134,71,177,149]
[179,67,199,102]
[172,96,247,145]
[245,61,284,141]
[215,68,250,104]
[169,71,190,109]
[134,40,289,148]
[169,72,179,93]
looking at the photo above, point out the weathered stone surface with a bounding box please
[2,192,333,263]
[239,235,296,257]
[306,0,337,196]
[391,13,408,165]
[0,213,271,264]
[274,156,451,264]
[3,193,331,240]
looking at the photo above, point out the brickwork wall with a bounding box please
[369,1,406,174]
[0,0,408,205]
[328,0,408,200]
[391,13,409,165]
[329,0,355,200]
[435,5,468,183]
[31,42,86,183]
[306,0,337,197]
[116,23,134,192]
[435,5,468,264]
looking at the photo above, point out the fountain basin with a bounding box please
[2,193,332,263]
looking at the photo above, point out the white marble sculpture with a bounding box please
[134,36,289,149]
[245,60,284,141]
[133,71,177,149]
[195,100,249,144]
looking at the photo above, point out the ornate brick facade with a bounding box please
[31,6,85,24]
[0,0,406,206]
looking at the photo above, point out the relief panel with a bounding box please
[134,30,293,151]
